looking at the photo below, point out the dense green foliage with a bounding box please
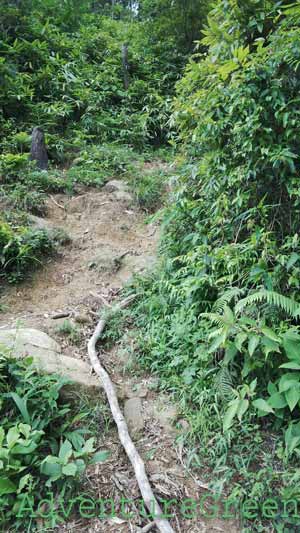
[0,0,208,283]
[3,0,300,529]
[128,1,300,529]
[0,352,108,530]
[0,0,208,157]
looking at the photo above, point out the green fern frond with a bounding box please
[201,312,227,327]
[213,288,244,314]
[214,365,234,400]
[235,290,299,317]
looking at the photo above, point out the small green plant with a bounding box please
[0,153,29,179]
[1,184,47,216]
[0,221,56,283]
[129,169,167,212]
[55,320,82,345]
[0,352,110,530]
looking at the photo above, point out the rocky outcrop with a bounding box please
[0,328,99,392]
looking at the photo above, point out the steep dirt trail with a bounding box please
[0,183,156,330]
[0,179,239,533]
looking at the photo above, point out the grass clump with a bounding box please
[55,320,82,345]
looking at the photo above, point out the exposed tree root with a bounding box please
[87,295,175,533]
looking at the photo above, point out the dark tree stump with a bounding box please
[30,127,48,170]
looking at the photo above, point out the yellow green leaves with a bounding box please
[216,46,251,80]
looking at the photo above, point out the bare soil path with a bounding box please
[0,178,239,533]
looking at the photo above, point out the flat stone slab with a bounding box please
[0,329,99,393]
[124,398,144,435]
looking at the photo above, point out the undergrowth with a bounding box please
[0,351,109,531]
[120,3,300,531]
[0,221,58,284]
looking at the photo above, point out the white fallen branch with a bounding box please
[88,295,174,533]
[49,194,65,210]
[139,521,156,533]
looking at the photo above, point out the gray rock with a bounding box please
[112,190,133,203]
[30,126,48,170]
[121,254,156,275]
[103,179,128,193]
[0,329,99,393]
[73,313,91,325]
[28,216,70,244]
[0,329,60,358]
[88,247,123,274]
[151,399,178,432]
[124,398,144,435]
[103,180,133,204]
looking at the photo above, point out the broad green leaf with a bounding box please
[62,463,77,476]
[223,400,239,432]
[75,437,95,457]
[234,332,247,351]
[250,378,257,393]
[286,436,300,455]
[0,477,17,495]
[248,335,260,356]
[279,373,300,393]
[19,424,31,439]
[237,399,249,421]
[253,399,274,414]
[224,344,238,364]
[75,458,86,475]
[261,337,280,357]
[6,427,20,449]
[285,388,300,412]
[8,393,30,424]
[261,327,280,342]
[40,461,62,479]
[280,362,300,370]
[283,331,300,361]
[18,474,32,493]
[13,442,38,455]
[59,440,73,463]
[89,450,110,464]
[267,381,277,396]
[268,392,287,409]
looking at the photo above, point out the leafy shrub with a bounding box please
[128,3,300,529]
[0,184,47,216]
[0,221,56,283]
[0,154,29,179]
[0,352,108,530]
[129,168,167,212]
